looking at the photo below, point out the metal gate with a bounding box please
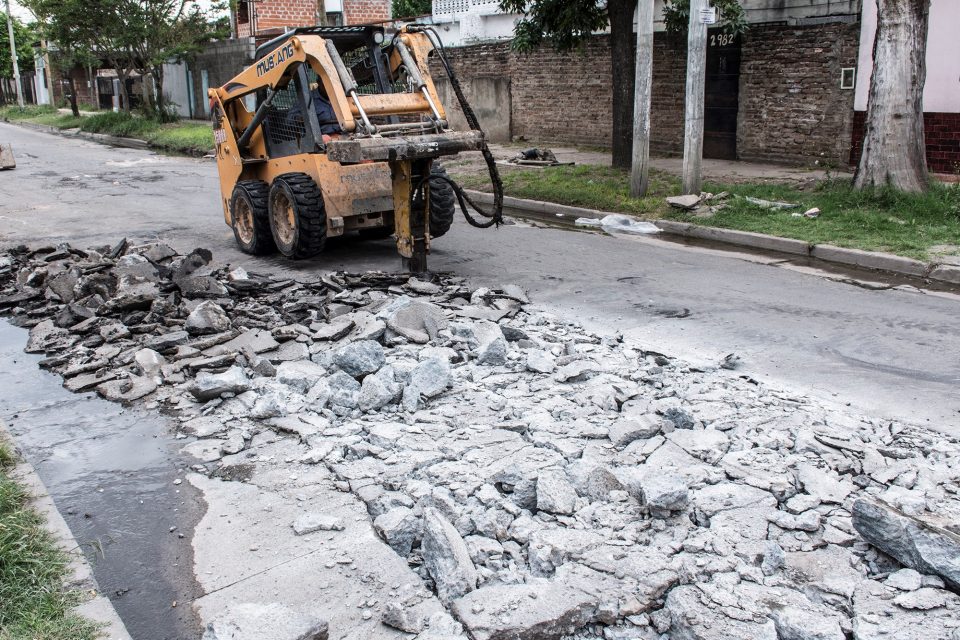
[704,29,741,160]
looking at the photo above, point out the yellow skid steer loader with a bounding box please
[208,25,502,272]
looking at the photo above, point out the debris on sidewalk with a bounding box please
[2,241,960,640]
[793,207,821,219]
[666,195,702,210]
[506,148,572,167]
[575,214,660,235]
[744,196,799,210]
[666,192,730,218]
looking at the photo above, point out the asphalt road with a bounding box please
[2,122,959,432]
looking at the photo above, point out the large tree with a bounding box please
[18,0,95,116]
[854,0,930,193]
[0,11,36,100]
[25,0,222,118]
[499,0,638,169]
[122,0,222,119]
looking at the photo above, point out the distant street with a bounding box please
[2,121,959,431]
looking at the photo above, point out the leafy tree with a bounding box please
[854,0,930,193]
[121,0,226,120]
[499,0,638,169]
[392,0,432,19]
[19,0,95,116]
[24,0,223,119]
[0,12,36,81]
[661,0,747,35]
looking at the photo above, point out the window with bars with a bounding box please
[263,77,308,156]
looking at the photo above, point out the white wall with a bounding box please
[855,0,960,113]
[163,62,193,118]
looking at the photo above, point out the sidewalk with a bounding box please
[487,142,849,184]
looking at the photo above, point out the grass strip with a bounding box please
[0,439,100,640]
[452,164,960,260]
[1,106,213,156]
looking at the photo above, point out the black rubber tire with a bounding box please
[428,165,456,238]
[230,180,274,255]
[268,173,327,259]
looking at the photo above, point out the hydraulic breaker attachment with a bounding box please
[392,158,431,273]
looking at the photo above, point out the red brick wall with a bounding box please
[737,22,860,165]
[431,24,861,165]
[431,36,615,149]
[850,111,960,175]
[237,0,390,33]
[343,0,391,25]
[252,0,318,32]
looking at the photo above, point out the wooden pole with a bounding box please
[4,0,24,107]
[630,1,654,197]
[682,0,708,195]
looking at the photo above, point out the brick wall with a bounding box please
[431,36,615,149]
[252,0,317,32]
[850,111,960,175]
[737,22,860,165]
[650,33,687,155]
[51,66,97,107]
[343,0,391,25]
[429,22,861,166]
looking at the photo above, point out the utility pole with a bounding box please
[4,0,24,107]
[681,0,709,195]
[630,1,654,197]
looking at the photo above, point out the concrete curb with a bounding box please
[465,189,958,285]
[0,421,133,640]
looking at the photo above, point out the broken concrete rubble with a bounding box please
[202,602,328,640]
[2,242,960,640]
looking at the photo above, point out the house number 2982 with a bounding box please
[710,33,735,47]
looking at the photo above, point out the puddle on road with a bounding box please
[0,322,204,640]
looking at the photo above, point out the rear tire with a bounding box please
[230,180,274,255]
[429,165,456,238]
[268,173,327,259]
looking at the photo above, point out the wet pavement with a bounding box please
[0,322,204,640]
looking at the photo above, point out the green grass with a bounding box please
[1,106,213,156]
[145,122,214,155]
[452,164,960,260]
[0,441,100,640]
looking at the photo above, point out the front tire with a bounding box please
[268,173,327,259]
[428,165,456,238]
[230,180,274,255]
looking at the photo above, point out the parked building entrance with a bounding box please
[704,29,741,160]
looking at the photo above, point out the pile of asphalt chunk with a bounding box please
[3,240,960,640]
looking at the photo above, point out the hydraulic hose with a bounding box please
[406,25,504,229]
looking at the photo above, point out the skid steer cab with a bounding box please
[209,25,497,272]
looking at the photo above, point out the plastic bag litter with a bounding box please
[575,214,660,235]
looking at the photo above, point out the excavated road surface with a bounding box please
[1,122,957,431]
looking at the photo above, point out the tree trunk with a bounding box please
[608,0,637,170]
[152,67,165,120]
[117,71,131,113]
[66,70,80,117]
[853,0,930,193]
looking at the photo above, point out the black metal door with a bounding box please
[704,30,741,160]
